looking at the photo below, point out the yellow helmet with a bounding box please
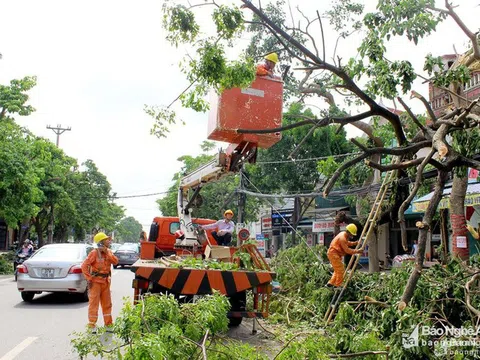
[346,224,357,236]
[264,52,279,64]
[93,232,110,244]
[224,209,234,216]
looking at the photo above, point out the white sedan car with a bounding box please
[17,243,93,302]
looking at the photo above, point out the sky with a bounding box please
[0,0,478,232]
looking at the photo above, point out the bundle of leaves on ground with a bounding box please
[0,253,13,275]
[268,244,480,359]
[71,292,268,359]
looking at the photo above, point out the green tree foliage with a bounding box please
[72,293,266,360]
[67,160,124,239]
[0,76,36,121]
[0,121,42,226]
[114,216,143,242]
[157,142,259,222]
[248,103,355,193]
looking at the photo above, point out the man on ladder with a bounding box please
[326,224,363,288]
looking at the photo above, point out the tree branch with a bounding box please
[458,155,480,171]
[397,97,428,133]
[351,139,432,156]
[444,1,480,65]
[411,90,437,123]
[237,111,373,134]
[366,157,424,171]
[398,149,436,251]
[240,0,408,145]
[322,153,371,197]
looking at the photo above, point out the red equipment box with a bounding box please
[207,76,283,149]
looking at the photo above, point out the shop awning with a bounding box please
[412,182,480,212]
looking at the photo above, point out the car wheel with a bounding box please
[21,292,35,302]
[14,270,17,282]
[113,265,118,269]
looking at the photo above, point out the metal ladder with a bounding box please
[324,159,398,325]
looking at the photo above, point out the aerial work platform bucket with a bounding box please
[207,76,283,149]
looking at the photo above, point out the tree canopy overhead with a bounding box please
[160,0,480,306]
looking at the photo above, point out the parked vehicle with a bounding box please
[16,243,93,302]
[114,243,139,268]
[110,243,122,253]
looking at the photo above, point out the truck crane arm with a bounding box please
[176,142,257,247]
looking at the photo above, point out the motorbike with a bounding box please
[14,253,31,281]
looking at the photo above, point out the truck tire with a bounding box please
[228,291,246,327]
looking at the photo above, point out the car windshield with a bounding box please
[117,244,139,252]
[110,243,122,251]
[32,246,84,260]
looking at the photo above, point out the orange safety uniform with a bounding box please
[256,63,271,76]
[81,248,119,328]
[327,231,358,287]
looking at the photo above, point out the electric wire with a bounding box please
[241,173,325,264]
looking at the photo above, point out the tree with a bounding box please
[160,0,480,307]
[0,76,36,121]
[245,103,356,244]
[0,121,42,227]
[157,141,259,222]
[114,216,143,242]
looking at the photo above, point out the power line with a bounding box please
[256,152,361,165]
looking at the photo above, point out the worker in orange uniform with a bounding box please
[256,52,280,79]
[326,224,363,288]
[81,232,118,332]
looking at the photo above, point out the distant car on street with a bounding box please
[16,243,93,302]
[114,243,140,268]
[110,243,122,253]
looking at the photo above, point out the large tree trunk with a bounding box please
[32,216,45,248]
[367,231,379,273]
[450,174,469,260]
[400,170,448,308]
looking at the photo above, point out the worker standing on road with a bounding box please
[199,210,235,246]
[326,224,363,288]
[256,52,280,79]
[81,232,118,332]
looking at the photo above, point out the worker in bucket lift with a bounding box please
[256,52,280,79]
[199,210,235,246]
[326,224,363,288]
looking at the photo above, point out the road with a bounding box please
[0,268,134,360]
[0,267,276,360]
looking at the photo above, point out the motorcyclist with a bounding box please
[14,240,34,275]
[17,240,34,257]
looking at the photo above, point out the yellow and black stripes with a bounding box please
[132,266,275,296]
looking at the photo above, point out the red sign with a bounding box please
[262,217,272,231]
[238,229,250,241]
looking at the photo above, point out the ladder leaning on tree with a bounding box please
[324,157,400,325]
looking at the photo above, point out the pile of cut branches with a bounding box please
[268,244,480,359]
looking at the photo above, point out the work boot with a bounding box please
[325,283,334,289]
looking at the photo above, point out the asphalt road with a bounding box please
[0,268,134,360]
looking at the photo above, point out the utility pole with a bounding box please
[47,124,71,147]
